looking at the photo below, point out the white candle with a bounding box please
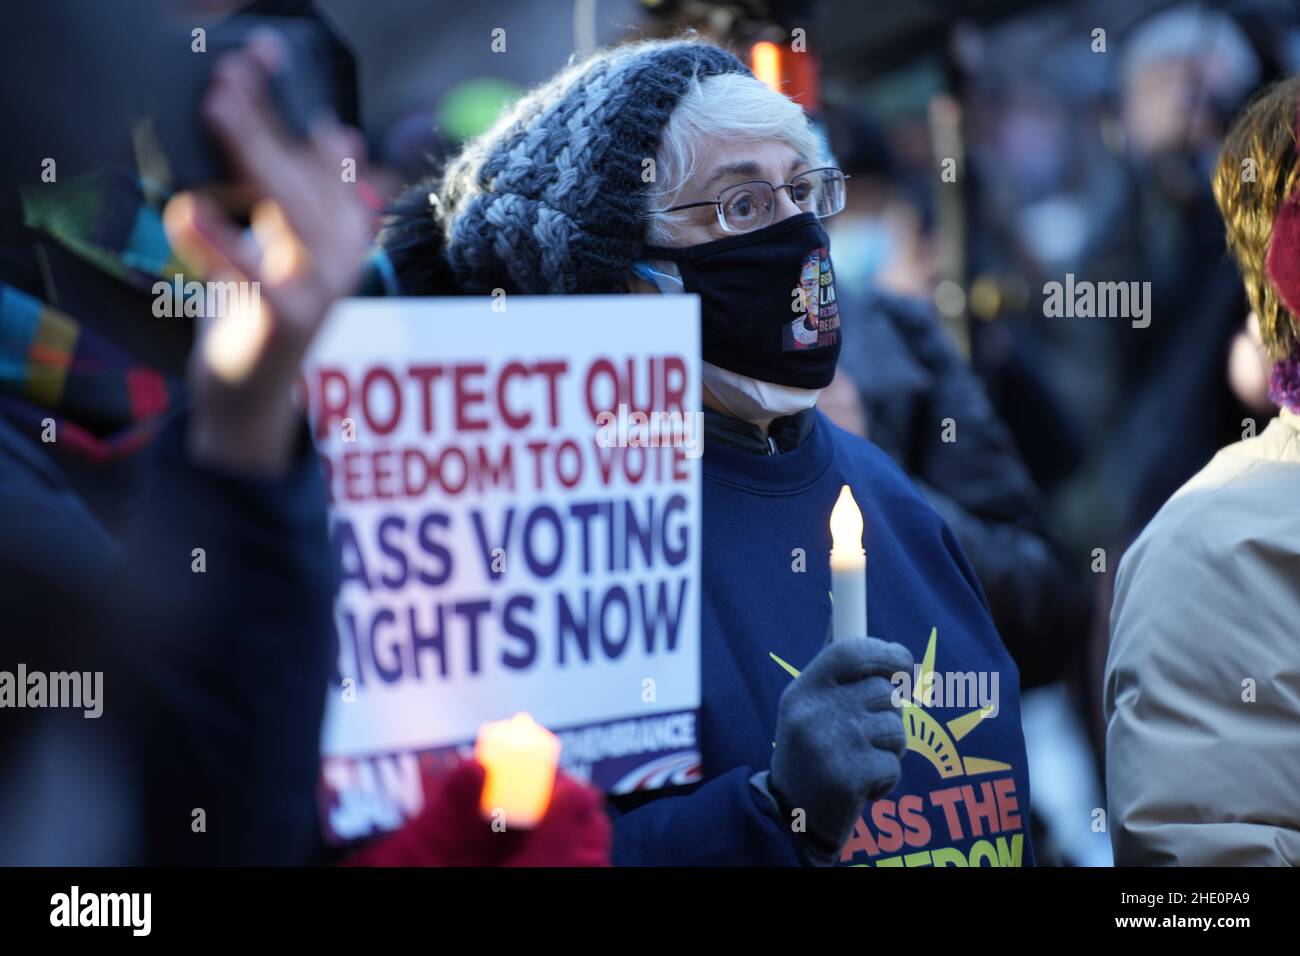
[474,712,561,828]
[829,484,867,641]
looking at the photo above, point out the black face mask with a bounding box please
[643,212,841,389]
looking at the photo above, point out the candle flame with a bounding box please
[474,711,561,828]
[829,484,864,555]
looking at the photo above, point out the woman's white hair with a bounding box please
[645,71,828,245]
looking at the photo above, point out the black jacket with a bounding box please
[838,288,1081,688]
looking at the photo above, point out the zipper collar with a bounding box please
[703,406,817,455]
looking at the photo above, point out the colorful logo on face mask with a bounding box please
[784,245,840,352]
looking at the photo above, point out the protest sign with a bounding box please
[302,296,702,842]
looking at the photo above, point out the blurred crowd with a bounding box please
[815,0,1290,865]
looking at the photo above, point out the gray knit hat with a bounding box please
[437,39,749,295]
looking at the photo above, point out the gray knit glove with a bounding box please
[758,636,913,863]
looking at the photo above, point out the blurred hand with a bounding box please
[163,31,371,475]
[767,636,912,859]
[343,760,611,867]
[1228,311,1275,415]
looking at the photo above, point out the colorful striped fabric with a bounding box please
[0,282,171,463]
[2,172,179,463]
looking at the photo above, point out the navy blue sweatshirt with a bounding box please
[612,410,1034,866]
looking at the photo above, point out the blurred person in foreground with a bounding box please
[0,29,361,863]
[383,37,1035,867]
[0,22,607,865]
[1106,75,1300,865]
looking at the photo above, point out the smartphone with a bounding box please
[146,15,340,189]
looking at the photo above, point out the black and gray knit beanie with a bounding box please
[437,38,749,295]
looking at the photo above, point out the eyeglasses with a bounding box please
[663,166,848,234]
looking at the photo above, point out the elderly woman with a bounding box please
[382,38,1034,867]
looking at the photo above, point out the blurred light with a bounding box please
[751,41,781,94]
[935,279,966,318]
[1017,198,1088,268]
[969,274,1002,321]
[437,77,523,142]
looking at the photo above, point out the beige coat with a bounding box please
[1106,410,1300,865]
